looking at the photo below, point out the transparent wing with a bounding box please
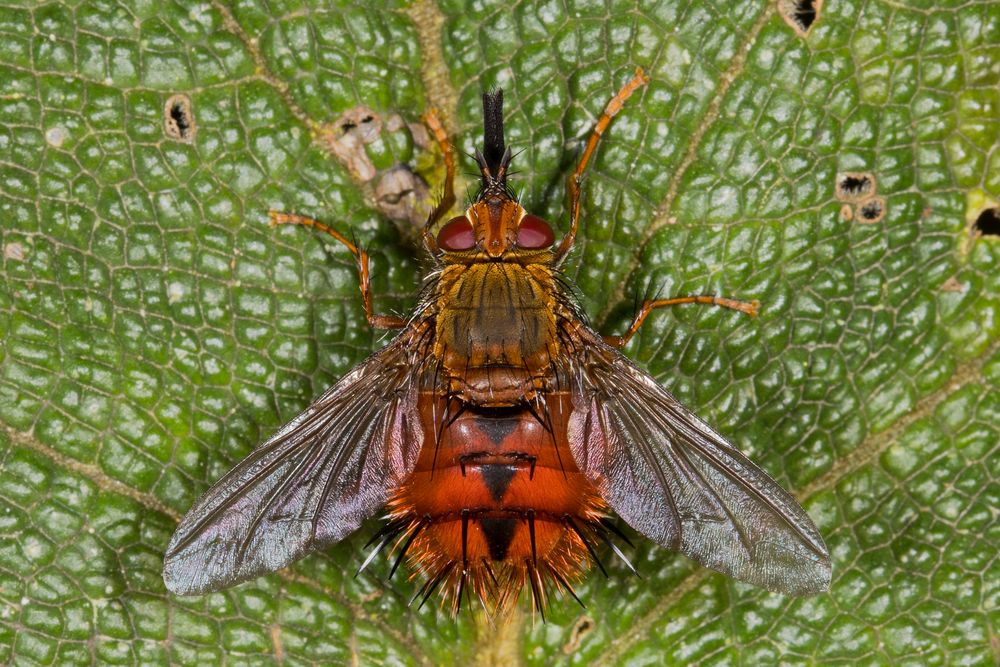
[163,336,424,595]
[566,336,831,595]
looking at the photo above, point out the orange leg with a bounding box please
[554,68,649,264]
[603,296,760,348]
[268,211,407,330]
[421,109,457,255]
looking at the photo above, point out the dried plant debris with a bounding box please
[855,196,885,224]
[318,106,383,182]
[836,172,876,202]
[375,165,431,227]
[45,126,66,147]
[386,113,431,151]
[164,94,195,142]
[4,242,26,261]
[778,0,823,38]
[939,277,966,293]
[311,107,443,235]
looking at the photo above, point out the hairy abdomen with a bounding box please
[387,391,605,613]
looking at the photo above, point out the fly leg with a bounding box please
[421,109,457,255]
[603,296,760,348]
[554,68,649,264]
[268,211,407,329]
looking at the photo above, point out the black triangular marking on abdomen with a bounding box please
[480,464,517,502]
[480,517,517,561]
[475,414,519,445]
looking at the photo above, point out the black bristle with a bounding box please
[599,516,635,548]
[461,510,470,569]
[357,519,407,576]
[527,509,538,568]
[455,571,467,614]
[482,558,499,587]
[566,515,608,578]
[389,519,427,580]
[363,517,406,551]
[593,522,639,577]
[526,559,546,622]
[414,562,454,609]
[546,563,585,609]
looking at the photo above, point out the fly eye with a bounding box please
[516,214,555,249]
[437,216,475,251]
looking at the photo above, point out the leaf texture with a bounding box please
[0,0,997,664]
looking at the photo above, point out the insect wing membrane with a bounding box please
[566,336,831,595]
[163,337,423,595]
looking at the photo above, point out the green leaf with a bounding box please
[1,0,997,664]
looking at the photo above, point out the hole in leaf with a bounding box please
[793,0,817,29]
[170,104,190,133]
[836,172,875,202]
[855,196,885,224]
[840,176,871,196]
[779,0,823,37]
[973,207,1000,237]
[164,94,195,142]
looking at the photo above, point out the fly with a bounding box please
[163,68,831,615]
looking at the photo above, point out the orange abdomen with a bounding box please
[386,392,606,613]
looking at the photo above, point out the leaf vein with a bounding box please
[596,2,776,328]
[594,335,1000,664]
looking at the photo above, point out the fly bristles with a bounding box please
[364,493,633,617]
[406,552,578,618]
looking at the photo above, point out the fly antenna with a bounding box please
[482,89,506,175]
[476,88,513,193]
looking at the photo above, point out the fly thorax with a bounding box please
[434,262,558,405]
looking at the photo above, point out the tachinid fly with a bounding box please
[163,69,831,615]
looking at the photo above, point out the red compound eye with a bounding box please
[516,214,555,249]
[437,216,475,251]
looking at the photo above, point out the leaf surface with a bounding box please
[1,0,997,664]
